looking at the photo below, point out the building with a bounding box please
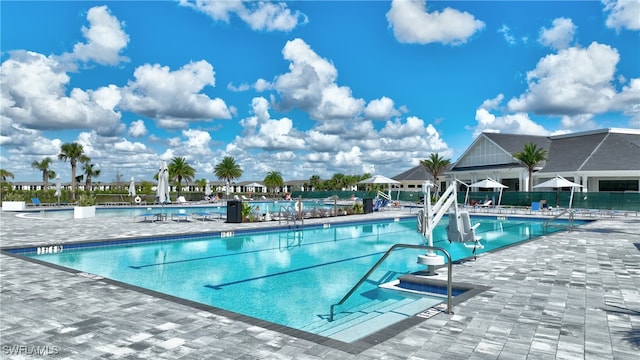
[447,128,640,192]
[389,128,639,194]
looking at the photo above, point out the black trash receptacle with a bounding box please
[363,198,374,214]
[226,200,242,223]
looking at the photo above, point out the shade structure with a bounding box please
[156,161,170,204]
[204,180,212,197]
[357,175,401,185]
[468,178,508,206]
[533,175,583,209]
[357,175,401,199]
[128,177,136,197]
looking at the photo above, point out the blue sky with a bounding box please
[1,0,639,184]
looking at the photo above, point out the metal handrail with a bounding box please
[328,244,453,321]
[278,205,300,225]
[543,209,574,232]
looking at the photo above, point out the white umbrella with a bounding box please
[533,175,583,209]
[128,177,136,197]
[357,175,401,199]
[54,175,61,205]
[204,180,212,198]
[468,178,508,206]
[156,161,170,204]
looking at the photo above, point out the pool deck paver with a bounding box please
[0,208,639,359]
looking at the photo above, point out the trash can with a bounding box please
[363,198,374,214]
[226,200,242,223]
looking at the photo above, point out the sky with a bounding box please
[1,0,639,185]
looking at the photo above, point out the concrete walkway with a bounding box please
[1,208,638,359]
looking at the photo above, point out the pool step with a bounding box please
[301,290,444,342]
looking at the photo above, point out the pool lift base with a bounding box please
[417,181,455,276]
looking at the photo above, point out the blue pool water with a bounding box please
[21,216,584,342]
[20,200,328,219]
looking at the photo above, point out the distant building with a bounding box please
[391,128,640,193]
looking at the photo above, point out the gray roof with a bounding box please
[483,133,551,154]
[392,165,434,181]
[541,130,640,172]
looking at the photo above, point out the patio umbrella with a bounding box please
[357,175,401,199]
[468,178,508,206]
[54,175,61,205]
[533,175,582,209]
[128,177,136,197]
[204,180,212,198]
[156,161,170,204]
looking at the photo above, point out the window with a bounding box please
[599,180,639,192]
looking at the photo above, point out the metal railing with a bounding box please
[543,209,575,232]
[328,244,453,322]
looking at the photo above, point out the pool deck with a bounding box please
[1,207,639,359]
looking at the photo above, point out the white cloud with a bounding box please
[0,51,123,136]
[272,38,365,120]
[128,120,147,137]
[119,60,232,127]
[235,97,306,150]
[508,42,620,116]
[364,96,401,119]
[498,24,516,45]
[539,17,576,50]
[179,0,307,31]
[472,108,549,137]
[386,0,485,45]
[58,5,129,67]
[602,0,640,31]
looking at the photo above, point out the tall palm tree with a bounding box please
[0,169,14,182]
[214,156,243,198]
[82,161,100,193]
[420,153,452,198]
[58,142,88,201]
[263,171,284,194]
[168,157,196,197]
[514,143,548,191]
[309,175,321,191]
[31,157,56,191]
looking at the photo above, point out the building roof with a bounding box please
[540,128,640,173]
[392,165,434,181]
[450,128,639,175]
[483,133,551,155]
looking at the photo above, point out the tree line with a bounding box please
[1,142,547,200]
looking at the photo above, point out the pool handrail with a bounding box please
[543,208,574,232]
[329,244,453,322]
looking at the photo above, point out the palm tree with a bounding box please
[420,153,451,198]
[263,171,284,194]
[0,169,14,182]
[58,142,88,201]
[82,161,100,193]
[514,143,548,191]
[31,157,56,191]
[0,169,14,197]
[309,175,321,191]
[168,157,196,197]
[214,156,243,198]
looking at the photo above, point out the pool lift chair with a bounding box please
[417,181,482,274]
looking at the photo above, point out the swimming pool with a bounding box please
[18,200,329,219]
[14,216,585,343]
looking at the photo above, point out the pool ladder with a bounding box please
[277,205,303,227]
[328,244,453,322]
